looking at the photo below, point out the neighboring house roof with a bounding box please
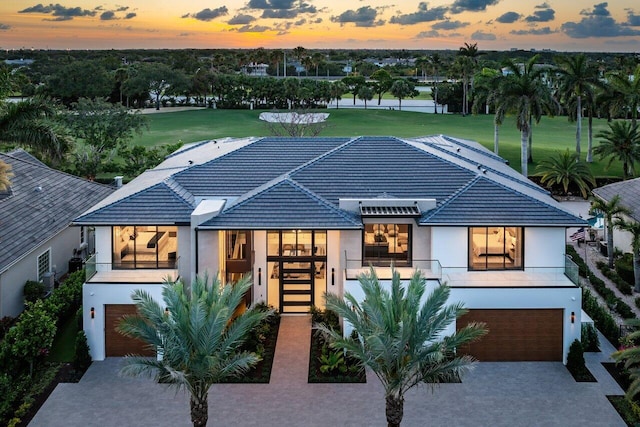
[74,136,585,228]
[0,149,114,273]
[592,178,640,223]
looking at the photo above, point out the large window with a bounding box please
[112,226,177,269]
[469,227,523,270]
[363,223,411,266]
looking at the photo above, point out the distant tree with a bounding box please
[594,121,640,180]
[535,150,596,198]
[123,63,190,110]
[607,65,640,127]
[44,60,112,106]
[357,85,374,109]
[118,143,183,177]
[614,218,640,292]
[429,53,444,114]
[330,81,347,109]
[390,79,417,111]
[472,67,503,154]
[371,69,393,105]
[341,75,366,105]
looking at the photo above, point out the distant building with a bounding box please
[4,58,34,66]
[241,62,269,77]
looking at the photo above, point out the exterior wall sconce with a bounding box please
[331,268,335,286]
[571,311,575,324]
[90,307,95,319]
[258,267,262,286]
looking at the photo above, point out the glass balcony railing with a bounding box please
[344,257,442,281]
[83,254,180,284]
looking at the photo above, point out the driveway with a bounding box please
[30,317,626,427]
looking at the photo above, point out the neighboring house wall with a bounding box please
[0,227,80,318]
[612,213,635,255]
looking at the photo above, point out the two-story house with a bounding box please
[74,135,585,362]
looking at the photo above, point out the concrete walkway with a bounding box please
[30,316,625,427]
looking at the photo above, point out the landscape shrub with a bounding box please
[616,254,635,286]
[0,316,15,341]
[23,281,46,303]
[597,261,633,295]
[617,300,636,319]
[566,245,588,277]
[635,297,640,311]
[566,339,589,379]
[581,323,600,352]
[582,288,619,346]
[73,330,92,372]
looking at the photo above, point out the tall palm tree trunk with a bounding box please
[434,76,439,114]
[587,113,593,163]
[494,122,499,154]
[527,116,533,163]
[190,393,208,427]
[386,395,404,427]
[576,95,582,157]
[606,223,615,268]
[633,250,640,292]
[521,129,529,177]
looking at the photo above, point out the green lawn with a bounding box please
[131,108,623,178]
[48,316,78,363]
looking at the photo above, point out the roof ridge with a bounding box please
[164,177,195,207]
[287,136,361,175]
[286,179,362,226]
[421,176,481,221]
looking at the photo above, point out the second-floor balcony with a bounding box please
[84,254,180,284]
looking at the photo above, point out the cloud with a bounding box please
[510,26,555,35]
[246,0,316,19]
[183,7,228,21]
[562,3,640,38]
[0,23,11,30]
[432,19,469,30]
[100,11,116,20]
[627,10,640,26]
[416,30,440,38]
[331,6,384,27]
[450,0,499,14]
[389,2,447,25]
[237,24,270,32]
[228,14,256,25]
[471,30,496,40]
[19,3,97,20]
[124,12,136,19]
[496,11,521,23]
[525,7,555,22]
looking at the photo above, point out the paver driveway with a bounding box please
[30,317,626,427]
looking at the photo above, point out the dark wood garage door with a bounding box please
[105,304,155,357]
[457,309,563,361]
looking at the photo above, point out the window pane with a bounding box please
[469,227,523,271]
[267,231,280,256]
[363,223,411,266]
[112,225,177,269]
[37,250,50,281]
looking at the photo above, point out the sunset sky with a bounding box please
[1,0,639,51]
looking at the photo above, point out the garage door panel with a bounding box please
[457,309,562,362]
[105,304,155,357]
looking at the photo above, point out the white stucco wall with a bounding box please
[1,227,82,318]
[196,229,219,280]
[431,227,468,268]
[83,283,165,360]
[525,228,566,268]
[177,226,191,284]
[253,231,268,304]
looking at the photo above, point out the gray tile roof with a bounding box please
[592,178,640,222]
[201,178,361,229]
[0,149,114,273]
[422,176,587,226]
[74,135,584,229]
[74,181,194,225]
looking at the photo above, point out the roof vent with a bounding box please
[114,176,123,188]
[34,185,43,192]
[456,147,461,152]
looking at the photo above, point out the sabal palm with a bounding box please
[555,54,600,158]
[594,121,640,180]
[590,195,631,268]
[614,218,640,292]
[428,53,443,114]
[472,68,503,154]
[319,268,486,427]
[535,149,596,198]
[0,98,72,166]
[118,275,271,427]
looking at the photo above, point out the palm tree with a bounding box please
[594,121,640,180]
[607,65,640,127]
[495,55,557,177]
[555,54,601,158]
[428,53,444,114]
[0,98,72,166]
[590,195,632,268]
[472,67,503,154]
[0,159,13,191]
[357,84,374,109]
[614,218,640,292]
[319,268,486,427]
[535,150,596,198]
[330,81,346,109]
[118,275,272,427]
[457,42,482,116]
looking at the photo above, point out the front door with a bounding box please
[267,230,327,314]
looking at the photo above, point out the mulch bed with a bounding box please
[603,362,632,390]
[307,332,366,384]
